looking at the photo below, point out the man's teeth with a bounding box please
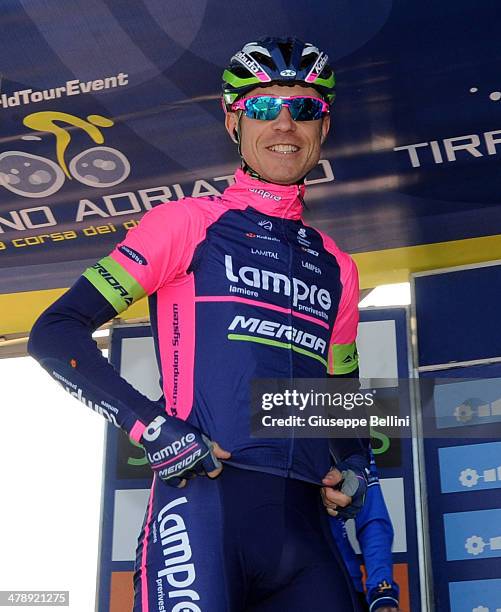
[268,144,299,153]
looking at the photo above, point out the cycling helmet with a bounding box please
[222,36,336,111]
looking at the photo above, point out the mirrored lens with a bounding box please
[241,96,326,121]
[244,97,282,120]
[288,97,325,121]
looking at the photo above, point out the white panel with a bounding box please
[120,335,161,400]
[357,320,399,382]
[345,477,407,554]
[112,488,150,562]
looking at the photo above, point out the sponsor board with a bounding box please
[444,508,501,561]
[449,578,501,612]
[433,378,501,429]
[439,441,501,493]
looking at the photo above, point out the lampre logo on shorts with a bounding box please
[224,254,332,310]
[156,496,201,612]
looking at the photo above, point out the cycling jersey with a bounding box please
[30,168,364,483]
[106,168,360,474]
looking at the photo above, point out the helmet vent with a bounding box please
[251,51,275,70]
[232,65,252,78]
[277,41,294,66]
[300,52,317,71]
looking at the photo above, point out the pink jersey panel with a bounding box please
[109,199,216,294]
[156,274,196,421]
[316,229,360,346]
[224,169,305,220]
[107,197,229,421]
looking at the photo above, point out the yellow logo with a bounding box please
[0,111,130,198]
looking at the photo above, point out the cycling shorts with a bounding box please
[133,465,362,612]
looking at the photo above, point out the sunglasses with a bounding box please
[230,95,329,121]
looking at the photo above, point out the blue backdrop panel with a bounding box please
[359,308,421,611]
[415,264,501,612]
[449,578,501,612]
[414,263,501,367]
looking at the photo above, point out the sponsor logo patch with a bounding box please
[245,232,280,242]
[225,254,332,312]
[118,245,147,265]
[297,228,311,247]
[251,248,278,259]
[258,219,273,231]
[91,262,134,306]
[301,246,319,257]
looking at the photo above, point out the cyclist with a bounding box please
[29,37,369,611]
[329,451,400,611]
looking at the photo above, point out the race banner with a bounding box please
[1,0,500,287]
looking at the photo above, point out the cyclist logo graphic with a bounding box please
[0,111,130,198]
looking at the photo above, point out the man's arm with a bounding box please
[29,202,193,438]
[29,276,159,436]
[28,201,228,485]
[355,455,400,611]
[320,242,370,517]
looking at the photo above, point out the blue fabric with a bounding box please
[330,454,399,609]
[134,465,364,611]
[28,276,164,434]
[29,204,369,484]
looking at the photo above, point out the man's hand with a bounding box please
[321,463,368,519]
[141,414,231,487]
[321,467,349,516]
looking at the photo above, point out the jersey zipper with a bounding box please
[283,187,303,476]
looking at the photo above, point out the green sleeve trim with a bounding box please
[330,342,359,375]
[83,256,146,313]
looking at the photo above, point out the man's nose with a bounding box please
[272,105,296,130]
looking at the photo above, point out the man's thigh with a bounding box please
[133,473,242,612]
[246,559,360,612]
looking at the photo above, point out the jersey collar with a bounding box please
[225,168,305,220]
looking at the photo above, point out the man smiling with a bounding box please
[224,82,330,185]
[29,37,373,611]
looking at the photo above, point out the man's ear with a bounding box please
[225,111,239,143]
